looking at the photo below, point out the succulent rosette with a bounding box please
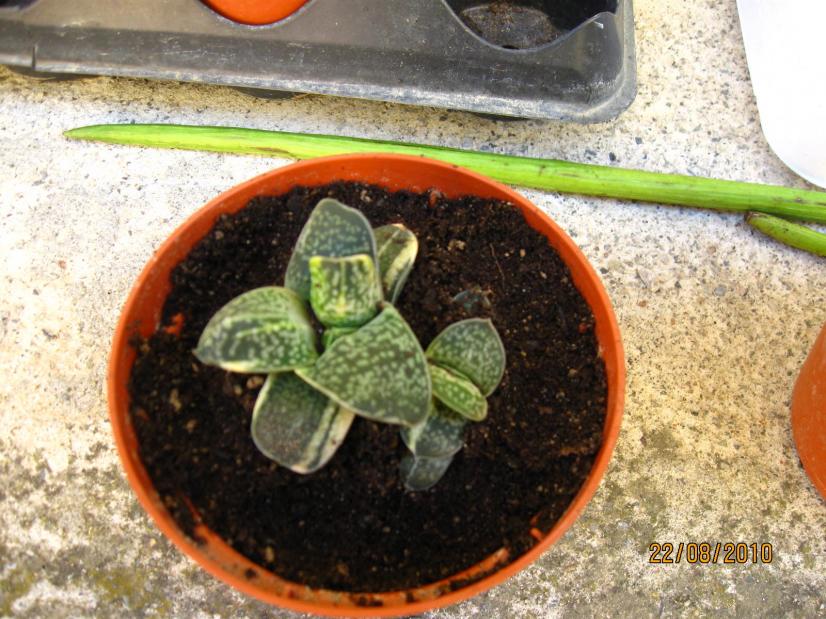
[195,199,505,490]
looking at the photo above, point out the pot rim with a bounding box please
[791,322,826,501]
[200,0,310,25]
[107,153,625,617]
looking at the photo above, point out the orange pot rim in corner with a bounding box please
[201,0,309,25]
[791,322,826,502]
[107,154,626,618]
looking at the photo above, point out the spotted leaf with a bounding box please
[400,452,454,491]
[284,198,377,299]
[426,318,505,396]
[401,399,466,458]
[374,224,418,303]
[428,363,488,421]
[251,372,354,474]
[309,254,382,328]
[322,326,356,350]
[296,305,430,426]
[194,286,317,373]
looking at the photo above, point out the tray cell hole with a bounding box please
[447,0,617,49]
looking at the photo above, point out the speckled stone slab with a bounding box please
[1,1,824,616]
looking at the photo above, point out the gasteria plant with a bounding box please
[194,198,506,490]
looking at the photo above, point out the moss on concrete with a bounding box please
[1,566,37,616]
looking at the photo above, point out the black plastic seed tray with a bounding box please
[0,0,636,121]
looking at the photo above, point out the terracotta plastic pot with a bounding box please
[201,0,308,25]
[791,322,826,501]
[108,154,625,617]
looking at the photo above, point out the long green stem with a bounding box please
[64,124,826,224]
[746,212,826,257]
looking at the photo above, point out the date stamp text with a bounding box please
[649,542,773,564]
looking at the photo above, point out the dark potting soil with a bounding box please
[128,181,607,592]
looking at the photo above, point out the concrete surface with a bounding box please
[1,0,825,617]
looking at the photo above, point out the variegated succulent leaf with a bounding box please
[428,363,488,421]
[374,224,418,303]
[296,304,430,426]
[400,452,454,491]
[251,372,355,474]
[426,318,506,396]
[401,398,466,458]
[284,198,377,299]
[309,254,382,328]
[322,326,356,350]
[194,286,318,373]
